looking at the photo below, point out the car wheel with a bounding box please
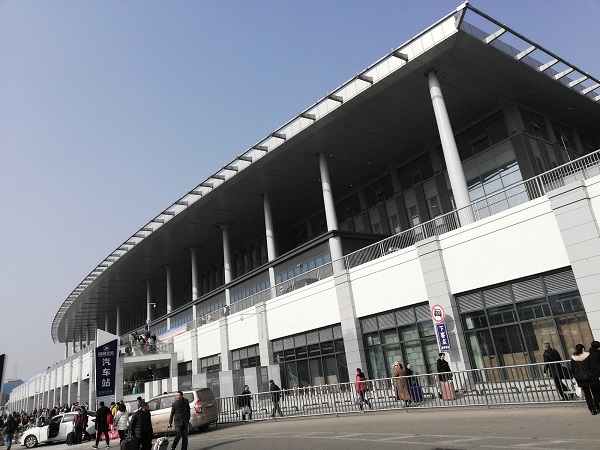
[24,435,38,448]
[196,424,209,432]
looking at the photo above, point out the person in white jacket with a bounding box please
[114,403,130,443]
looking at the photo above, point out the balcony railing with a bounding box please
[343,149,600,270]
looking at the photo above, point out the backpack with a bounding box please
[572,358,592,381]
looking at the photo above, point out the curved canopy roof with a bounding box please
[52,3,600,343]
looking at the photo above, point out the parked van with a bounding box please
[146,388,218,434]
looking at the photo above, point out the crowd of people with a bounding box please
[124,331,159,357]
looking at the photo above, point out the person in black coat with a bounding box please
[571,343,600,414]
[169,391,191,450]
[130,402,153,450]
[269,380,283,418]
[236,385,253,422]
[92,401,111,449]
[543,342,570,400]
[436,353,453,382]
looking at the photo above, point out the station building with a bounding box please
[8,3,600,412]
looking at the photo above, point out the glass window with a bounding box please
[517,298,551,321]
[365,332,381,346]
[381,329,399,345]
[549,292,585,315]
[400,324,419,341]
[487,305,517,326]
[462,310,488,330]
[491,325,526,366]
[418,321,435,337]
[466,329,497,370]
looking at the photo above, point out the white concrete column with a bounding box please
[79,330,83,351]
[86,326,90,347]
[263,194,277,289]
[166,266,173,330]
[190,248,199,320]
[146,281,153,325]
[219,225,232,305]
[105,312,109,332]
[319,152,344,265]
[416,236,470,372]
[65,342,69,359]
[116,304,121,337]
[426,69,474,224]
[548,179,600,338]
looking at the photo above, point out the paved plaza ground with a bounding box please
[35,404,600,450]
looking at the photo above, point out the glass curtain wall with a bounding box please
[361,303,439,379]
[457,269,592,375]
[272,325,349,390]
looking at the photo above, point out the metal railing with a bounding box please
[274,263,334,297]
[216,360,584,423]
[343,149,600,270]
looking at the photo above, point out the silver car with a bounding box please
[147,389,218,434]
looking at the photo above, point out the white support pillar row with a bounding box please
[426,69,474,224]
[166,266,173,330]
[116,304,121,337]
[190,248,199,320]
[146,281,153,326]
[263,194,277,289]
[319,152,343,266]
[220,225,232,306]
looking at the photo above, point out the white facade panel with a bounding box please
[81,354,92,378]
[586,176,600,220]
[266,278,339,340]
[173,332,193,362]
[196,322,221,358]
[442,198,570,294]
[227,308,259,351]
[351,248,428,318]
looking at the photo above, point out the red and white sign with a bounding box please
[431,304,445,323]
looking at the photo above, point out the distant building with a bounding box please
[2,379,24,406]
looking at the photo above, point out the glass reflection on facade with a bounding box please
[273,325,349,389]
[361,304,439,379]
[458,269,592,370]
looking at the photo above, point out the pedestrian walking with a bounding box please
[4,412,18,450]
[236,385,253,422]
[542,342,571,400]
[269,380,283,418]
[92,401,111,449]
[355,368,372,411]
[168,391,190,450]
[437,353,455,400]
[130,402,153,450]
[392,362,411,406]
[72,408,87,444]
[114,404,129,443]
[570,343,600,415]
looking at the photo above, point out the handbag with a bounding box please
[242,406,251,415]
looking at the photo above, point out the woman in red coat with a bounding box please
[355,368,372,411]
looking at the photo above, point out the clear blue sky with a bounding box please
[1,0,599,383]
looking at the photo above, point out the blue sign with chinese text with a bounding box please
[436,322,451,351]
[95,339,117,397]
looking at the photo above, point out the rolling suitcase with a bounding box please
[410,385,424,403]
[440,380,456,400]
[153,431,170,450]
[120,437,138,450]
[66,431,76,446]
